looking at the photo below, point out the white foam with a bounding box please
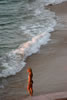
[2,0,66,77]
[0,55,26,77]
[0,14,56,78]
[53,0,67,4]
[14,32,51,56]
[43,0,67,5]
[0,0,57,78]
[0,30,53,78]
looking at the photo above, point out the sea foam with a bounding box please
[0,32,51,77]
[0,0,66,77]
[44,0,67,5]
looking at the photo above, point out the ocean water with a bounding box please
[0,0,67,78]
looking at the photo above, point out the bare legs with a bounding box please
[27,85,33,96]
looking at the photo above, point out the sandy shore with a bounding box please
[0,2,67,100]
[23,92,67,100]
[24,1,67,99]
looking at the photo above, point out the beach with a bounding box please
[24,1,67,99]
[0,1,67,100]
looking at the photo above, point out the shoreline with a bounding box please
[25,1,67,99]
[0,1,67,100]
[24,92,67,100]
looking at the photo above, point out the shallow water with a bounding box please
[0,0,67,99]
[0,0,57,77]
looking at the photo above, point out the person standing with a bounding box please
[27,68,33,96]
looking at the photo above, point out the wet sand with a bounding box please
[0,2,67,100]
[24,1,67,99]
